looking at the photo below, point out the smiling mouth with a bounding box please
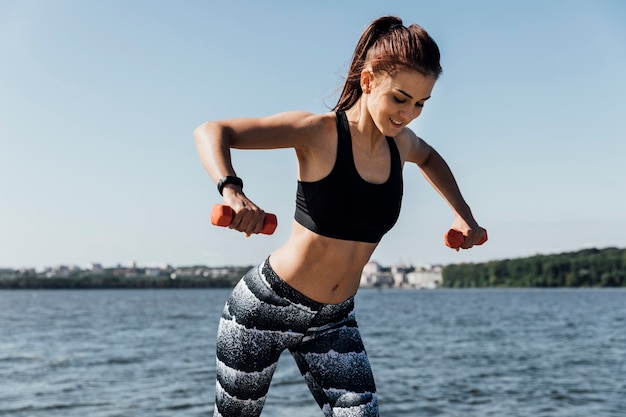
[390,118,403,128]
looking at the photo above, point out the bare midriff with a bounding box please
[269,221,378,304]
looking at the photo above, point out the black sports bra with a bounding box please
[294,111,403,243]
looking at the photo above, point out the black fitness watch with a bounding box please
[217,176,243,195]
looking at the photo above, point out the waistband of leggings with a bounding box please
[260,257,354,313]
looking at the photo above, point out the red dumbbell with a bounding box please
[210,204,277,235]
[445,228,488,249]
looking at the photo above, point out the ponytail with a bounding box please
[333,16,442,112]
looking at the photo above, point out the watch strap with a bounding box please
[217,176,243,195]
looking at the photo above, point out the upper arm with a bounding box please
[194,111,330,153]
[398,127,434,167]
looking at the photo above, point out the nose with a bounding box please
[406,103,424,121]
[400,104,422,121]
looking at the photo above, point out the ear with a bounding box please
[360,69,373,94]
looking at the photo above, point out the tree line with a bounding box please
[0,268,251,290]
[442,247,626,288]
[3,247,625,289]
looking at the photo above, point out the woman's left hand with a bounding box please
[449,217,487,251]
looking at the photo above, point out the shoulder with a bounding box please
[275,111,336,135]
[280,111,338,152]
[393,127,433,166]
[258,111,337,142]
[254,110,333,127]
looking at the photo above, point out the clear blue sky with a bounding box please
[1,0,625,270]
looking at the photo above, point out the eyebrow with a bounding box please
[396,88,431,101]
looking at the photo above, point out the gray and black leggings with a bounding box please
[213,259,379,417]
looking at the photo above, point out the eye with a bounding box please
[393,96,406,104]
[415,102,424,108]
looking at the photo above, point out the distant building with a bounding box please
[123,270,138,278]
[360,261,442,289]
[391,264,413,287]
[404,266,443,289]
[145,268,161,277]
[360,261,394,288]
[44,265,74,278]
[159,263,173,272]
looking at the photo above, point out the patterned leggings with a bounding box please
[213,259,379,417]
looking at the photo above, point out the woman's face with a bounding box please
[363,68,436,137]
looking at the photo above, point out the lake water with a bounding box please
[1,287,624,417]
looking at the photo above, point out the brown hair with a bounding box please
[333,16,442,111]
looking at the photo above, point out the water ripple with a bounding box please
[0,288,624,417]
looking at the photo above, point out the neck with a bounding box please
[344,99,385,151]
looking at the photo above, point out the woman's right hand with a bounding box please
[221,187,268,236]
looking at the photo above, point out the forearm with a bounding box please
[193,122,237,184]
[419,149,476,226]
[193,121,266,235]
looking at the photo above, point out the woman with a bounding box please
[194,15,486,417]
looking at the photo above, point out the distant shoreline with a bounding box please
[2,247,624,289]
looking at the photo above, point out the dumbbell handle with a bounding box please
[445,228,488,249]
[210,204,277,235]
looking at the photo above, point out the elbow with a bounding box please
[193,121,211,144]
[193,121,228,148]
[417,146,434,168]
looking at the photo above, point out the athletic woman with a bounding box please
[194,15,487,417]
